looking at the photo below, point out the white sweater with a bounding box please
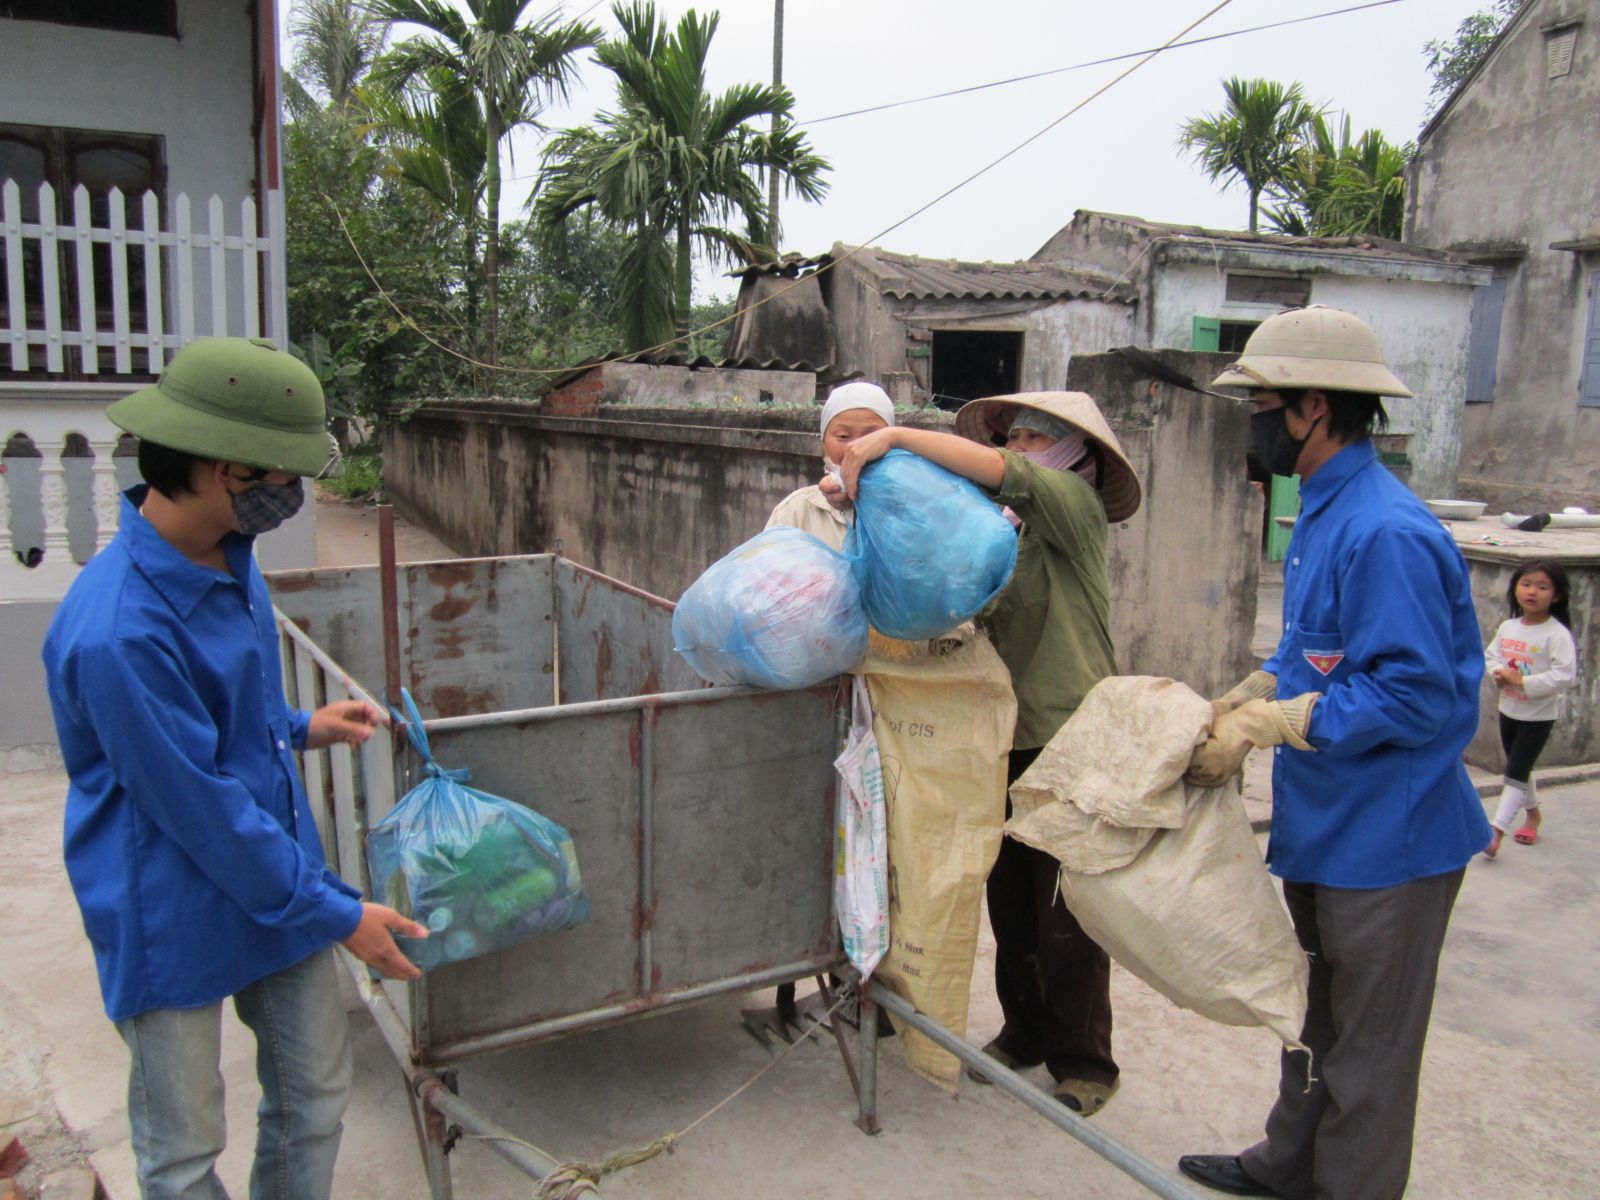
[1485,616,1578,721]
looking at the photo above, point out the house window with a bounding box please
[930,330,1022,409]
[1581,272,1600,409]
[1218,320,1259,353]
[0,122,166,377]
[1466,274,1508,403]
[1224,274,1311,307]
[0,1,177,36]
[1545,23,1580,78]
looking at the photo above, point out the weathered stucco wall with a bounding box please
[387,356,1260,698]
[825,282,1135,402]
[1407,0,1600,511]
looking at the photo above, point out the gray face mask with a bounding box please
[231,478,305,536]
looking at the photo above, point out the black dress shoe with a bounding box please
[1177,1155,1278,1197]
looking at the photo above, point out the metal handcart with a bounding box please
[267,538,1199,1199]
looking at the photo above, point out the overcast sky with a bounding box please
[281,0,1486,299]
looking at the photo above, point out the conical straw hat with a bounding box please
[955,391,1142,523]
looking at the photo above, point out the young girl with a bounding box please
[1483,561,1578,857]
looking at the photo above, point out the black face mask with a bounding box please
[1250,407,1316,479]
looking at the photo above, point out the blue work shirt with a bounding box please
[1265,441,1491,888]
[42,487,364,1021]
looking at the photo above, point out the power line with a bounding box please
[802,0,1407,125]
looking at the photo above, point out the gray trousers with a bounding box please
[1241,869,1465,1200]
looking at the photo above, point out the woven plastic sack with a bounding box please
[834,676,890,978]
[367,690,589,972]
[846,449,1017,640]
[673,526,868,690]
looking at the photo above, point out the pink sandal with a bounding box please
[1513,825,1539,846]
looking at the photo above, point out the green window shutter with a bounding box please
[1191,316,1221,352]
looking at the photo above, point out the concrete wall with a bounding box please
[0,600,63,773]
[1462,549,1599,771]
[386,356,1260,699]
[1407,0,1600,512]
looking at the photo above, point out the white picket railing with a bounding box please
[1,180,283,376]
[1,179,286,601]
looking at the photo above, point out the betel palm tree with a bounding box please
[359,67,490,334]
[1177,78,1325,233]
[1265,115,1413,240]
[366,0,599,365]
[536,1,829,350]
[290,0,388,112]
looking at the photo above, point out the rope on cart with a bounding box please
[473,992,849,1200]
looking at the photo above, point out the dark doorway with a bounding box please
[930,330,1022,409]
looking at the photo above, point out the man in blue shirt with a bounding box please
[42,338,428,1200]
[1175,308,1491,1200]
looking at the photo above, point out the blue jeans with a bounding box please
[115,947,353,1200]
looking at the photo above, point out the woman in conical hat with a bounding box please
[831,391,1142,1116]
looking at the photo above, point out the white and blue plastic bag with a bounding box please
[673,526,869,690]
[834,677,890,979]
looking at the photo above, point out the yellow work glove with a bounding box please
[1185,694,1319,788]
[1211,670,1276,719]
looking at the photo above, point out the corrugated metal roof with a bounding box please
[836,243,1135,303]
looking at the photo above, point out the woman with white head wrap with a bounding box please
[760,383,1019,1091]
[829,392,1142,1117]
[766,381,896,551]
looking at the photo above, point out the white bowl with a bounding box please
[1426,499,1487,521]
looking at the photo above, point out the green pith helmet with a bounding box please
[107,338,341,478]
[1211,305,1414,398]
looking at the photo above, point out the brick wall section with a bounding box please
[541,369,603,418]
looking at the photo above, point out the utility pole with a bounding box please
[769,0,784,251]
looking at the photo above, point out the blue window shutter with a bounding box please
[1465,276,1506,403]
[1582,272,1600,408]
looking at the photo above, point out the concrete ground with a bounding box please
[4,498,1598,1199]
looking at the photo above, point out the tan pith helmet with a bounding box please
[954,391,1142,523]
[1211,305,1413,398]
[107,337,341,478]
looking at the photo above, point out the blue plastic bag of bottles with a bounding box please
[846,448,1018,640]
[366,690,589,972]
[673,526,869,690]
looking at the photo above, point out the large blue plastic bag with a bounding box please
[846,448,1018,639]
[673,526,869,689]
[366,690,589,972]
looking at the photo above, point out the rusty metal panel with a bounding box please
[417,709,645,1044]
[269,566,389,696]
[404,557,556,718]
[647,686,840,991]
[554,558,700,704]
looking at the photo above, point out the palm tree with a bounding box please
[290,0,388,112]
[536,1,829,349]
[359,67,491,338]
[1177,78,1325,233]
[1265,115,1412,240]
[367,0,599,364]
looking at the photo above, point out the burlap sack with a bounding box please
[1005,676,1308,1049]
[862,626,1016,1091]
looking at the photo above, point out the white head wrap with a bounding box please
[820,381,895,436]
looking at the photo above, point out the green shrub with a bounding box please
[322,453,382,500]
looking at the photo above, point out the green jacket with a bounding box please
[979,452,1115,750]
